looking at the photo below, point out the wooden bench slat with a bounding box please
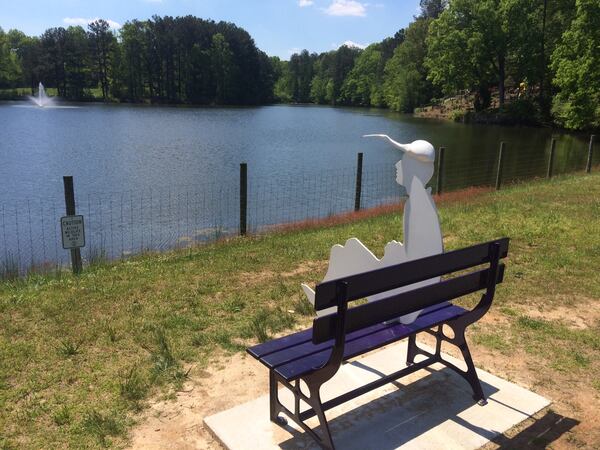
[257,303,453,369]
[312,264,504,344]
[247,328,313,360]
[274,304,466,381]
[314,237,508,310]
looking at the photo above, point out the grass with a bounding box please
[0,87,105,101]
[0,171,599,448]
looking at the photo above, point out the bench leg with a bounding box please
[406,334,418,366]
[456,337,487,405]
[308,384,336,450]
[269,370,286,424]
[442,322,487,406]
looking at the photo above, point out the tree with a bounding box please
[551,0,600,129]
[40,27,68,96]
[210,33,234,104]
[11,34,42,94]
[340,44,385,106]
[426,0,541,109]
[0,28,24,89]
[88,19,115,100]
[384,18,437,112]
[64,26,91,99]
[419,0,448,19]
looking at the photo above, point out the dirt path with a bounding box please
[128,353,267,449]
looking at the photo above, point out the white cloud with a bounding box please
[287,47,302,56]
[63,17,122,29]
[324,0,367,17]
[298,0,314,6]
[341,40,366,49]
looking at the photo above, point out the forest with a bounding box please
[0,0,598,130]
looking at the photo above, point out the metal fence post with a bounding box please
[436,147,445,195]
[586,135,595,173]
[354,152,363,211]
[240,163,247,236]
[547,138,556,179]
[495,142,505,190]
[63,176,82,275]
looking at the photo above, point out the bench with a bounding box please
[247,238,509,450]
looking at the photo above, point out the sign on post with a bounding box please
[61,215,85,249]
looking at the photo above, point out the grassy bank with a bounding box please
[1,172,599,448]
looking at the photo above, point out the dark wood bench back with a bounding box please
[312,238,509,344]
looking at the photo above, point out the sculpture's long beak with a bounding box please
[362,134,409,153]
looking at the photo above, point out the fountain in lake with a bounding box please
[29,82,55,107]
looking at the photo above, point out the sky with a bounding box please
[0,0,422,59]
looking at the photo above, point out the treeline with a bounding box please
[0,16,276,104]
[275,0,599,130]
[0,0,598,129]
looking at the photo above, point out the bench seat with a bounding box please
[248,302,467,381]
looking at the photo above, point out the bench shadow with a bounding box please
[490,410,578,449]
[278,363,534,450]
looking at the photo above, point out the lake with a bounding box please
[0,102,595,271]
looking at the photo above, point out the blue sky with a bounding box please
[1,0,421,59]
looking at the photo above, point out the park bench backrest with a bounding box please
[312,238,509,344]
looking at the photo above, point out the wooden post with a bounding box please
[354,152,363,212]
[495,142,506,190]
[586,135,595,173]
[240,163,247,236]
[63,176,82,275]
[436,147,445,195]
[547,138,556,179]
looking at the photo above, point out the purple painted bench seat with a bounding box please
[248,302,466,381]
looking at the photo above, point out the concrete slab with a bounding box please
[204,342,550,449]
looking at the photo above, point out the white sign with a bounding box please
[61,215,85,249]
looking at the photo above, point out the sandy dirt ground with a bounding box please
[128,308,600,450]
[128,352,268,450]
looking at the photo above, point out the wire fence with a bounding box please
[0,136,598,279]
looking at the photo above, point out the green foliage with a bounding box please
[384,18,436,112]
[52,405,72,426]
[249,309,271,343]
[551,0,600,129]
[119,366,148,404]
[4,17,276,105]
[150,328,177,377]
[0,28,22,88]
[2,3,592,129]
[81,410,125,445]
[57,340,81,357]
[426,0,547,108]
[340,44,386,107]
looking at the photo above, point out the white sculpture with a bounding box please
[301,135,443,323]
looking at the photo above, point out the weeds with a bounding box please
[293,295,314,316]
[249,310,271,343]
[105,323,118,343]
[57,340,81,357]
[81,410,124,446]
[52,405,72,426]
[191,333,209,347]
[0,253,19,281]
[119,367,148,405]
[86,245,107,267]
[150,328,177,378]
